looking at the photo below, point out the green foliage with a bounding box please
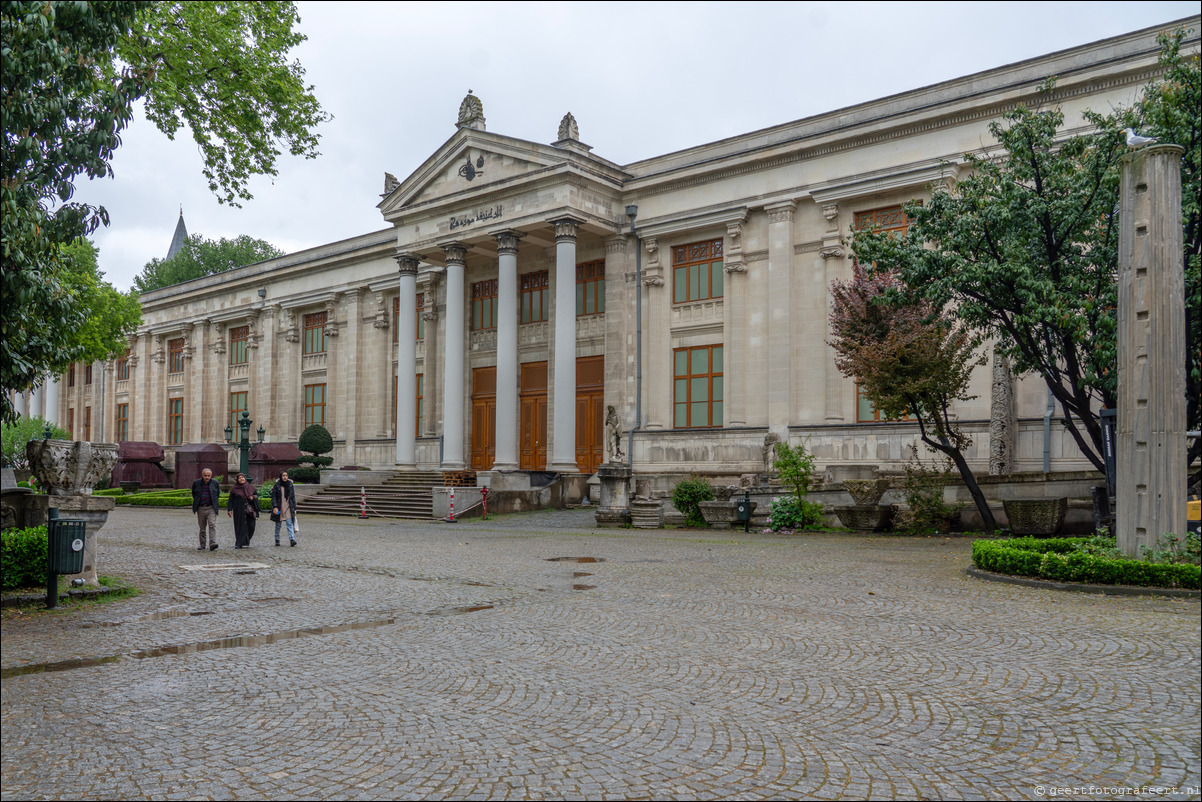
[134,234,285,293]
[773,441,817,503]
[58,239,142,364]
[898,447,962,535]
[1,526,48,590]
[288,467,319,484]
[1,416,70,469]
[1140,532,1202,566]
[1,0,327,419]
[972,537,1201,589]
[765,496,826,532]
[672,476,715,527]
[296,424,333,476]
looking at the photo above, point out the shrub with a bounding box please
[2,526,48,590]
[900,448,961,534]
[2,416,69,469]
[297,424,334,474]
[289,467,320,484]
[972,537,1200,589]
[773,440,817,503]
[672,476,714,527]
[766,496,825,532]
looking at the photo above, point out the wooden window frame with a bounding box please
[393,294,425,343]
[85,364,93,385]
[67,365,75,388]
[576,260,605,317]
[520,271,549,324]
[168,398,184,445]
[304,383,326,428]
[392,374,424,436]
[471,280,498,331]
[672,239,724,304]
[116,354,130,381]
[115,403,129,442]
[673,345,724,429]
[853,204,912,234]
[229,326,250,365]
[303,312,328,355]
[84,406,91,441]
[168,338,185,374]
[229,391,248,436]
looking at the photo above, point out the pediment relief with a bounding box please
[408,147,551,206]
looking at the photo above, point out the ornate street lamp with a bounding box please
[224,410,265,476]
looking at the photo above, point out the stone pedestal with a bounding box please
[630,498,663,529]
[1002,498,1068,537]
[50,495,116,586]
[594,464,632,527]
[833,504,896,532]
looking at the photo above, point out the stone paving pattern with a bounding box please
[1,507,1199,801]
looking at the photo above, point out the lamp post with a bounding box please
[224,410,265,476]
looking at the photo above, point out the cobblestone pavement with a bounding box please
[2,507,1199,801]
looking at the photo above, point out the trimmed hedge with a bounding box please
[2,526,48,590]
[973,537,1200,590]
[115,493,230,508]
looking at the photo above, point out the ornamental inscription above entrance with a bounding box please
[449,204,504,231]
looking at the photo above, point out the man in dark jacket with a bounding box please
[191,468,221,551]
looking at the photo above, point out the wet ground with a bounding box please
[2,507,1199,800]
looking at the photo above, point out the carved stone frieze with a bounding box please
[767,204,795,225]
[605,237,626,256]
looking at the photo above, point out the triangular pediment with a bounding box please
[381,130,571,214]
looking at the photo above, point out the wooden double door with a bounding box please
[470,357,604,473]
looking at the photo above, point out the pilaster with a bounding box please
[765,201,796,435]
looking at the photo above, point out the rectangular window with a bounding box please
[85,364,93,385]
[168,338,185,373]
[856,383,916,423]
[116,353,130,381]
[853,204,911,234]
[116,403,129,442]
[393,294,425,343]
[303,312,327,355]
[229,391,248,436]
[68,365,76,388]
[672,239,724,304]
[84,406,91,441]
[471,280,498,331]
[673,345,724,428]
[168,398,184,445]
[229,326,249,365]
[520,271,549,324]
[576,260,605,316]
[304,383,326,427]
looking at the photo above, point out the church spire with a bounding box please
[167,207,189,260]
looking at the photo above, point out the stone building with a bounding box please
[14,18,1199,492]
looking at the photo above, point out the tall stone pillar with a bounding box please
[821,204,846,422]
[989,345,1015,475]
[441,244,468,470]
[1116,144,1187,555]
[493,232,521,470]
[29,385,43,419]
[342,290,361,461]
[723,220,748,427]
[150,335,165,444]
[641,238,669,430]
[44,375,60,428]
[549,219,580,472]
[765,201,796,435]
[395,255,420,468]
[603,236,632,421]
[258,308,278,438]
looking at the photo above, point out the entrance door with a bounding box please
[471,366,496,470]
[520,362,547,470]
[576,355,604,474]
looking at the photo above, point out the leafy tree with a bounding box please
[772,441,818,504]
[2,415,70,470]
[134,234,285,293]
[828,264,996,531]
[59,239,142,364]
[1,1,329,420]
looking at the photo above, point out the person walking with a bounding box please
[227,473,259,549]
[191,468,221,551]
[270,470,298,547]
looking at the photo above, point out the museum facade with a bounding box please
[13,19,1198,485]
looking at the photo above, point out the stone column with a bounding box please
[150,335,165,444]
[493,232,522,470]
[395,255,420,468]
[1116,144,1186,555]
[988,345,1015,475]
[723,220,748,427]
[441,244,468,470]
[765,201,796,435]
[342,290,361,461]
[821,204,846,422]
[29,385,43,419]
[549,219,579,472]
[44,375,61,428]
[604,236,632,421]
[325,295,342,440]
[14,389,26,417]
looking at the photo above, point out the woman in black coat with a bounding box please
[227,473,259,549]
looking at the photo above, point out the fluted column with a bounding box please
[549,219,580,472]
[493,231,522,470]
[441,244,468,470]
[395,255,420,468]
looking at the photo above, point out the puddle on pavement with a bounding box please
[572,584,596,591]
[572,572,593,578]
[546,557,604,564]
[427,604,494,616]
[1,654,123,679]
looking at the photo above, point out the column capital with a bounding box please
[395,253,421,276]
[442,243,468,265]
[551,218,581,241]
[766,200,796,224]
[494,230,523,254]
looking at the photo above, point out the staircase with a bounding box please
[296,471,444,519]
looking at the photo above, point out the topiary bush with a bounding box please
[672,476,714,527]
[972,537,1200,589]
[2,526,48,590]
[295,424,333,482]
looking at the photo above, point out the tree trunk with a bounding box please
[926,434,998,534]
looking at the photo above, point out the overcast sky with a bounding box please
[72,1,1200,292]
